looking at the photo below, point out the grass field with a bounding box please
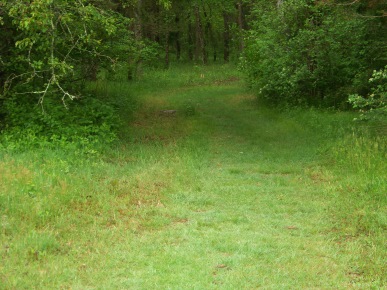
[1,64,386,289]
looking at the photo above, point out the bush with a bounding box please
[0,94,119,153]
[0,0,133,146]
[349,66,387,121]
[243,0,386,108]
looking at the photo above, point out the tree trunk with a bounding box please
[223,11,231,62]
[165,32,170,68]
[85,60,99,81]
[202,2,216,62]
[194,2,207,64]
[128,0,143,80]
[187,19,194,61]
[176,35,181,61]
[237,0,245,53]
[175,16,181,61]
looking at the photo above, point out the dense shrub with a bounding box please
[349,66,387,121]
[0,0,132,150]
[243,0,386,108]
[0,94,119,152]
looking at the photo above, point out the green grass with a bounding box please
[1,64,386,289]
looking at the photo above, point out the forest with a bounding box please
[0,0,386,288]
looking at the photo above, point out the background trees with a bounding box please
[0,0,386,139]
[0,0,252,146]
[243,0,386,108]
[0,0,132,143]
[125,0,251,67]
[0,0,131,99]
[0,0,249,97]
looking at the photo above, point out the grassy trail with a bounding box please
[1,67,386,289]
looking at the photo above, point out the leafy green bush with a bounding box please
[0,0,134,145]
[0,94,119,153]
[243,0,385,108]
[349,66,387,121]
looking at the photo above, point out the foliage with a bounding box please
[1,0,131,97]
[0,94,119,153]
[0,0,253,143]
[0,0,133,149]
[243,0,386,107]
[349,66,387,121]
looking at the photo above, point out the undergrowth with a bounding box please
[0,93,119,154]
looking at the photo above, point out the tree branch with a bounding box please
[337,0,361,6]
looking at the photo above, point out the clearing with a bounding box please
[1,66,386,289]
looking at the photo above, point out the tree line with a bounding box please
[244,0,386,111]
[0,0,249,97]
[0,0,386,137]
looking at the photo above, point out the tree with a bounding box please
[128,0,252,65]
[243,0,386,107]
[0,0,132,104]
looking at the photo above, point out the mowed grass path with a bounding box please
[1,67,385,289]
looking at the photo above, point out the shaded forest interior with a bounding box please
[0,0,386,136]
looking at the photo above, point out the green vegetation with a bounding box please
[1,1,385,120]
[1,66,386,288]
[349,65,387,121]
[0,0,386,288]
[244,0,386,107]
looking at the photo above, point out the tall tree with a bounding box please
[194,1,207,64]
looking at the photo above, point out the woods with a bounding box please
[1,1,386,118]
[0,1,386,288]
[244,0,386,108]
